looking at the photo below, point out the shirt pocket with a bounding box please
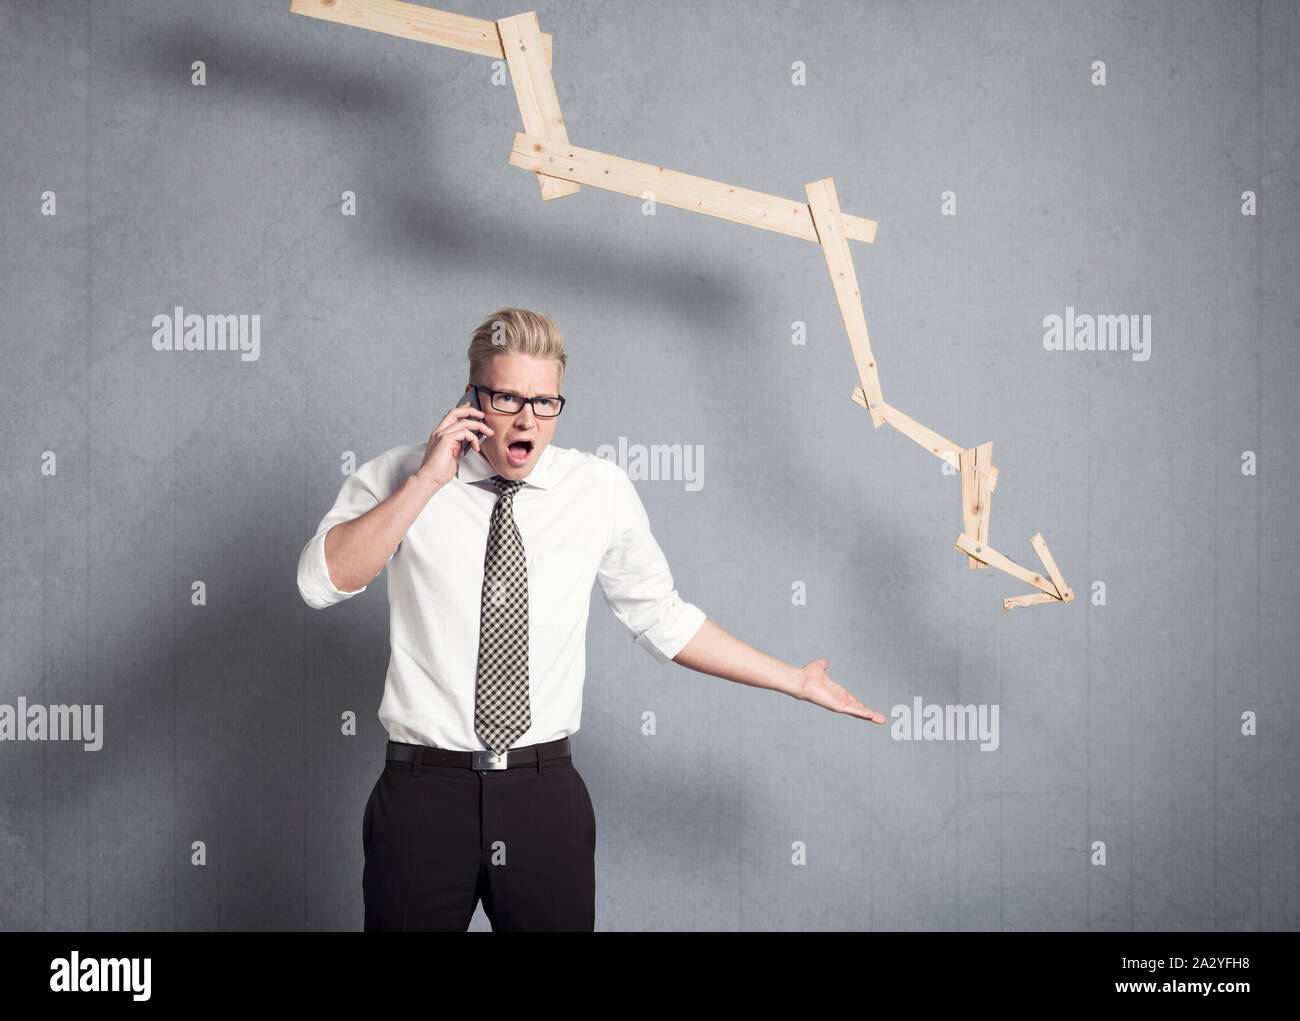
[529,551,594,612]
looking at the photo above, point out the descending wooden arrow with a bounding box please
[290,0,1073,610]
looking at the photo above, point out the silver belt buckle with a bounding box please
[472,749,508,771]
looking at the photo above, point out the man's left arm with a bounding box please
[594,461,884,725]
[671,617,885,724]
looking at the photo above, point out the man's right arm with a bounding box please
[322,473,440,593]
[296,450,443,611]
[297,401,492,610]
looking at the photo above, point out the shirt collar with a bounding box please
[456,442,559,491]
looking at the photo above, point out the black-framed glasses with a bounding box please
[471,385,566,418]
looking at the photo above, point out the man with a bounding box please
[297,308,884,931]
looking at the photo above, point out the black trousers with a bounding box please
[362,741,596,931]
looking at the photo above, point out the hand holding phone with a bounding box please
[455,386,483,455]
[413,387,493,491]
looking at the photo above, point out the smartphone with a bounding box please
[455,386,483,456]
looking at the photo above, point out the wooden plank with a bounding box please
[850,388,998,486]
[804,178,885,428]
[496,12,579,201]
[509,133,879,244]
[290,0,553,66]
[959,448,981,569]
[976,445,996,549]
[959,442,994,570]
[1029,532,1073,602]
[1002,592,1060,610]
[853,389,958,465]
[953,533,1060,598]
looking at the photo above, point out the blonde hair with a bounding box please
[466,308,566,392]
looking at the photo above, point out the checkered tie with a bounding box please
[474,475,530,756]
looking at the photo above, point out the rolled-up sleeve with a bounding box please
[595,463,706,663]
[296,450,396,610]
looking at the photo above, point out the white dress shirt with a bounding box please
[297,442,707,751]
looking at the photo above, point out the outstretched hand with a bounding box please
[794,658,887,724]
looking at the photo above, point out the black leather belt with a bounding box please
[386,736,571,772]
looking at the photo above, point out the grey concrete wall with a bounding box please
[1,0,1296,930]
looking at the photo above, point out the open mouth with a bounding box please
[506,439,534,466]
